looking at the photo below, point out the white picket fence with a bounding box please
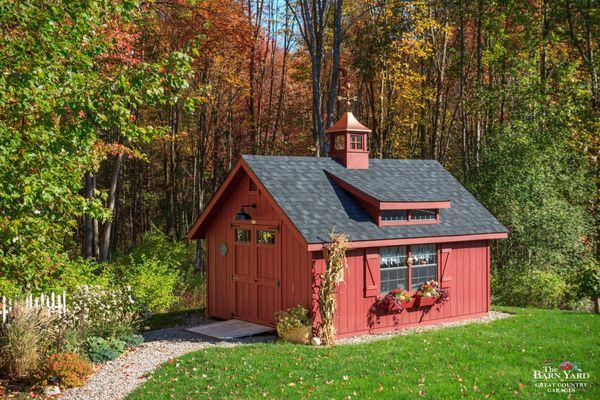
[1,291,67,325]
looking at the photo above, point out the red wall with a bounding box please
[312,240,490,338]
[205,171,312,322]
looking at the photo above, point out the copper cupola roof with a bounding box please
[325,112,372,134]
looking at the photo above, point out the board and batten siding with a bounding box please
[205,171,312,322]
[311,240,490,338]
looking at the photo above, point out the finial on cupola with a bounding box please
[326,81,371,169]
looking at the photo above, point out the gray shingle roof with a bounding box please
[242,155,507,244]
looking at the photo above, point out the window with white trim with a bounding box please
[411,209,436,220]
[380,246,408,292]
[349,134,363,150]
[334,134,345,150]
[381,210,408,222]
[410,244,438,290]
[380,244,438,293]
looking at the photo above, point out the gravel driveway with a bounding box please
[61,324,275,400]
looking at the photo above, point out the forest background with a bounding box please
[0,0,598,313]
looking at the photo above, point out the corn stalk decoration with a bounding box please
[318,231,349,345]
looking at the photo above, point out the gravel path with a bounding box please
[61,324,275,400]
[338,311,514,345]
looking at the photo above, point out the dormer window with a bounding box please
[379,209,439,226]
[381,210,408,222]
[349,134,363,150]
[324,172,450,226]
[411,209,436,220]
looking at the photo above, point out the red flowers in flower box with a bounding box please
[391,289,415,308]
[414,280,450,308]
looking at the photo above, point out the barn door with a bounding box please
[232,227,257,321]
[255,226,280,325]
[232,223,281,326]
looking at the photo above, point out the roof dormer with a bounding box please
[325,170,451,226]
[326,112,371,169]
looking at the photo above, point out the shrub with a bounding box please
[0,304,55,379]
[119,333,144,349]
[0,277,19,298]
[125,257,179,313]
[110,229,197,313]
[568,259,600,313]
[53,326,87,355]
[65,285,142,339]
[276,305,312,344]
[50,258,113,293]
[86,337,125,364]
[44,352,93,388]
[492,267,568,309]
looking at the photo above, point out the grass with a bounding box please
[142,308,204,331]
[128,308,599,399]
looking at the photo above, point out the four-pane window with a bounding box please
[349,134,363,150]
[234,229,251,242]
[410,244,438,290]
[334,134,345,150]
[380,244,438,293]
[380,246,408,292]
[257,230,275,244]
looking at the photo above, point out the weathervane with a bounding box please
[337,77,357,111]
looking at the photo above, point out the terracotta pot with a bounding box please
[415,296,436,307]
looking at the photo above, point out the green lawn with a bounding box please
[128,308,599,399]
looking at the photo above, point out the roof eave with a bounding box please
[307,232,509,251]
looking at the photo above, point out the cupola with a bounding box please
[326,112,371,169]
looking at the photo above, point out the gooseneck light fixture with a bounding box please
[234,203,256,221]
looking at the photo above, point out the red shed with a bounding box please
[188,112,508,337]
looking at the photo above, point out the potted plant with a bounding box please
[391,288,415,308]
[275,305,312,344]
[414,280,442,307]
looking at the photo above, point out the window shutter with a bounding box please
[364,249,380,297]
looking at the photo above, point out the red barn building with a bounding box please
[188,112,508,338]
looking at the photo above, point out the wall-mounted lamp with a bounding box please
[234,203,256,221]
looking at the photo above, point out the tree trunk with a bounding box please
[100,153,123,262]
[474,0,483,171]
[326,0,343,129]
[84,171,94,259]
[92,173,100,259]
[195,239,204,273]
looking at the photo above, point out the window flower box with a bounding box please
[402,298,416,308]
[414,280,449,308]
[415,296,436,307]
[391,288,415,309]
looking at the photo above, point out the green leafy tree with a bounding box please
[0,0,194,291]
